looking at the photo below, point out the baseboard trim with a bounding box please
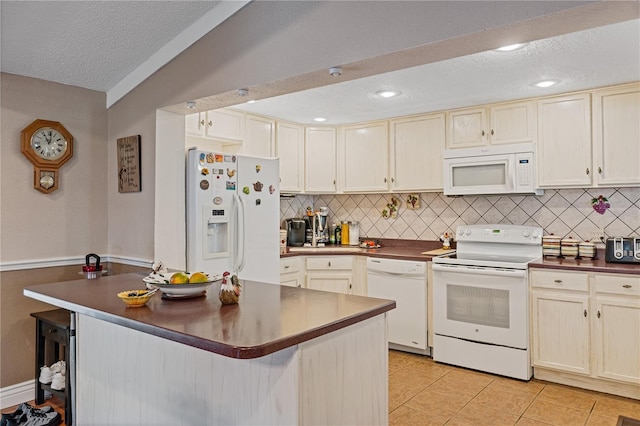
[0,380,34,409]
[0,255,152,272]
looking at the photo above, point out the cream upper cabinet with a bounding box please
[530,270,591,375]
[276,121,304,193]
[204,109,244,141]
[390,113,445,192]
[304,127,336,193]
[446,100,535,149]
[592,83,640,187]
[339,121,389,192]
[592,274,640,385]
[242,114,275,157]
[185,112,205,137]
[446,107,487,148]
[537,93,592,187]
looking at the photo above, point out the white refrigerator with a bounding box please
[186,149,280,284]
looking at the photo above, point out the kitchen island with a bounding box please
[24,273,395,425]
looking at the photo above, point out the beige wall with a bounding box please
[1,74,108,262]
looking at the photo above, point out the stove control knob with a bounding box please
[458,228,465,236]
[523,229,531,238]
[465,228,472,236]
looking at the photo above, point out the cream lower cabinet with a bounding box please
[306,256,353,295]
[530,269,640,399]
[530,270,591,375]
[593,274,640,385]
[280,257,304,288]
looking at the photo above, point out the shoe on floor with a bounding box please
[1,402,31,426]
[22,406,60,426]
[50,373,65,391]
[38,366,53,384]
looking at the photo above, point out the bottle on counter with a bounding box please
[349,221,360,246]
[329,223,337,244]
[335,225,341,244]
[341,221,350,245]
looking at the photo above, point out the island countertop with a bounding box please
[24,273,395,359]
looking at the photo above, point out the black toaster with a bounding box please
[604,237,640,263]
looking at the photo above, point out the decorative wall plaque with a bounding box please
[117,135,141,193]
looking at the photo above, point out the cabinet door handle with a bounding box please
[48,328,58,333]
[584,309,587,317]
[200,120,205,126]
[586,168,590,175]
[208,120,213,127]
[328,261,331,267]
[391,177,395,183]
[384,177,387,183]
[623,284,632,289]
[481,130,486,136]
[491,129,495,136]
[284,265,290,269]
[597,310,601,318]
[554,279,563,285]
[598,167,602,174]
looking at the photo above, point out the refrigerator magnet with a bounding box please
[214,154,224,162]
[269,184,275,194]
[227,168,236,177]
[206,153,214,163]
[201,168,209,176]
[227,181,236,190]
[256,199,261,206]
[242,186,250,194]
[200,180,209,190]
[253,181,263,192]
[199,153,206,164]
[256,164,261,173]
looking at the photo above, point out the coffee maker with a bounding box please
[314,207,330,244]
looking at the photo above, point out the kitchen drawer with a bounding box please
[530,269,589,292]
[594,274,640,296]
[280,257,302,274]
[306,256,353,270]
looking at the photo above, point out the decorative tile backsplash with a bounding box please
[280,188,640,246]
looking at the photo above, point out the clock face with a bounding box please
[30,127,68,160]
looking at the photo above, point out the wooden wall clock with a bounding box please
[20,119,73,194]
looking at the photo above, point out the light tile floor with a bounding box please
[388,350,640,426]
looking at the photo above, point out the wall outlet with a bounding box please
[588,229,606,244]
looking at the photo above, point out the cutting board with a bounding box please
[421,248,456,256]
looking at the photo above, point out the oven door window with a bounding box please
[447,284,510,328]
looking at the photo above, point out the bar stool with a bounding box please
[31,309,72,425]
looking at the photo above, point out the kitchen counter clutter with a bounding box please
[24,274,395,424]
[281,238,452,262]
[530,250,640,276]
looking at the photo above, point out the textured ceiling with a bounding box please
[232,19,640,125]
[0,1,234,104]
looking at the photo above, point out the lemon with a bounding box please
[189,272,209,283]
[170,272,189,284]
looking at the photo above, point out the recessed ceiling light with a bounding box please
[314,117,327,122]
[186,101,196,109]
[534,80,559,88]
[495,43,527,52]
[236,88,249,96]
[376,90,400,98]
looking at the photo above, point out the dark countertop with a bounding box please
[530,250,640,275]
[281,239,453,262]
[24,273,395,359]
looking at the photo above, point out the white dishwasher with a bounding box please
[367,257,429,355]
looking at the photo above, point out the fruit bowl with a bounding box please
[117,289,157,307]
[143,271,223,298]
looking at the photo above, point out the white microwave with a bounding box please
[443,143,543,196]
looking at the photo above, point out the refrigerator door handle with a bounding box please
[233,192,247,273]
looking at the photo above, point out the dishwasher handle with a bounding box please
[367,269,425,279]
